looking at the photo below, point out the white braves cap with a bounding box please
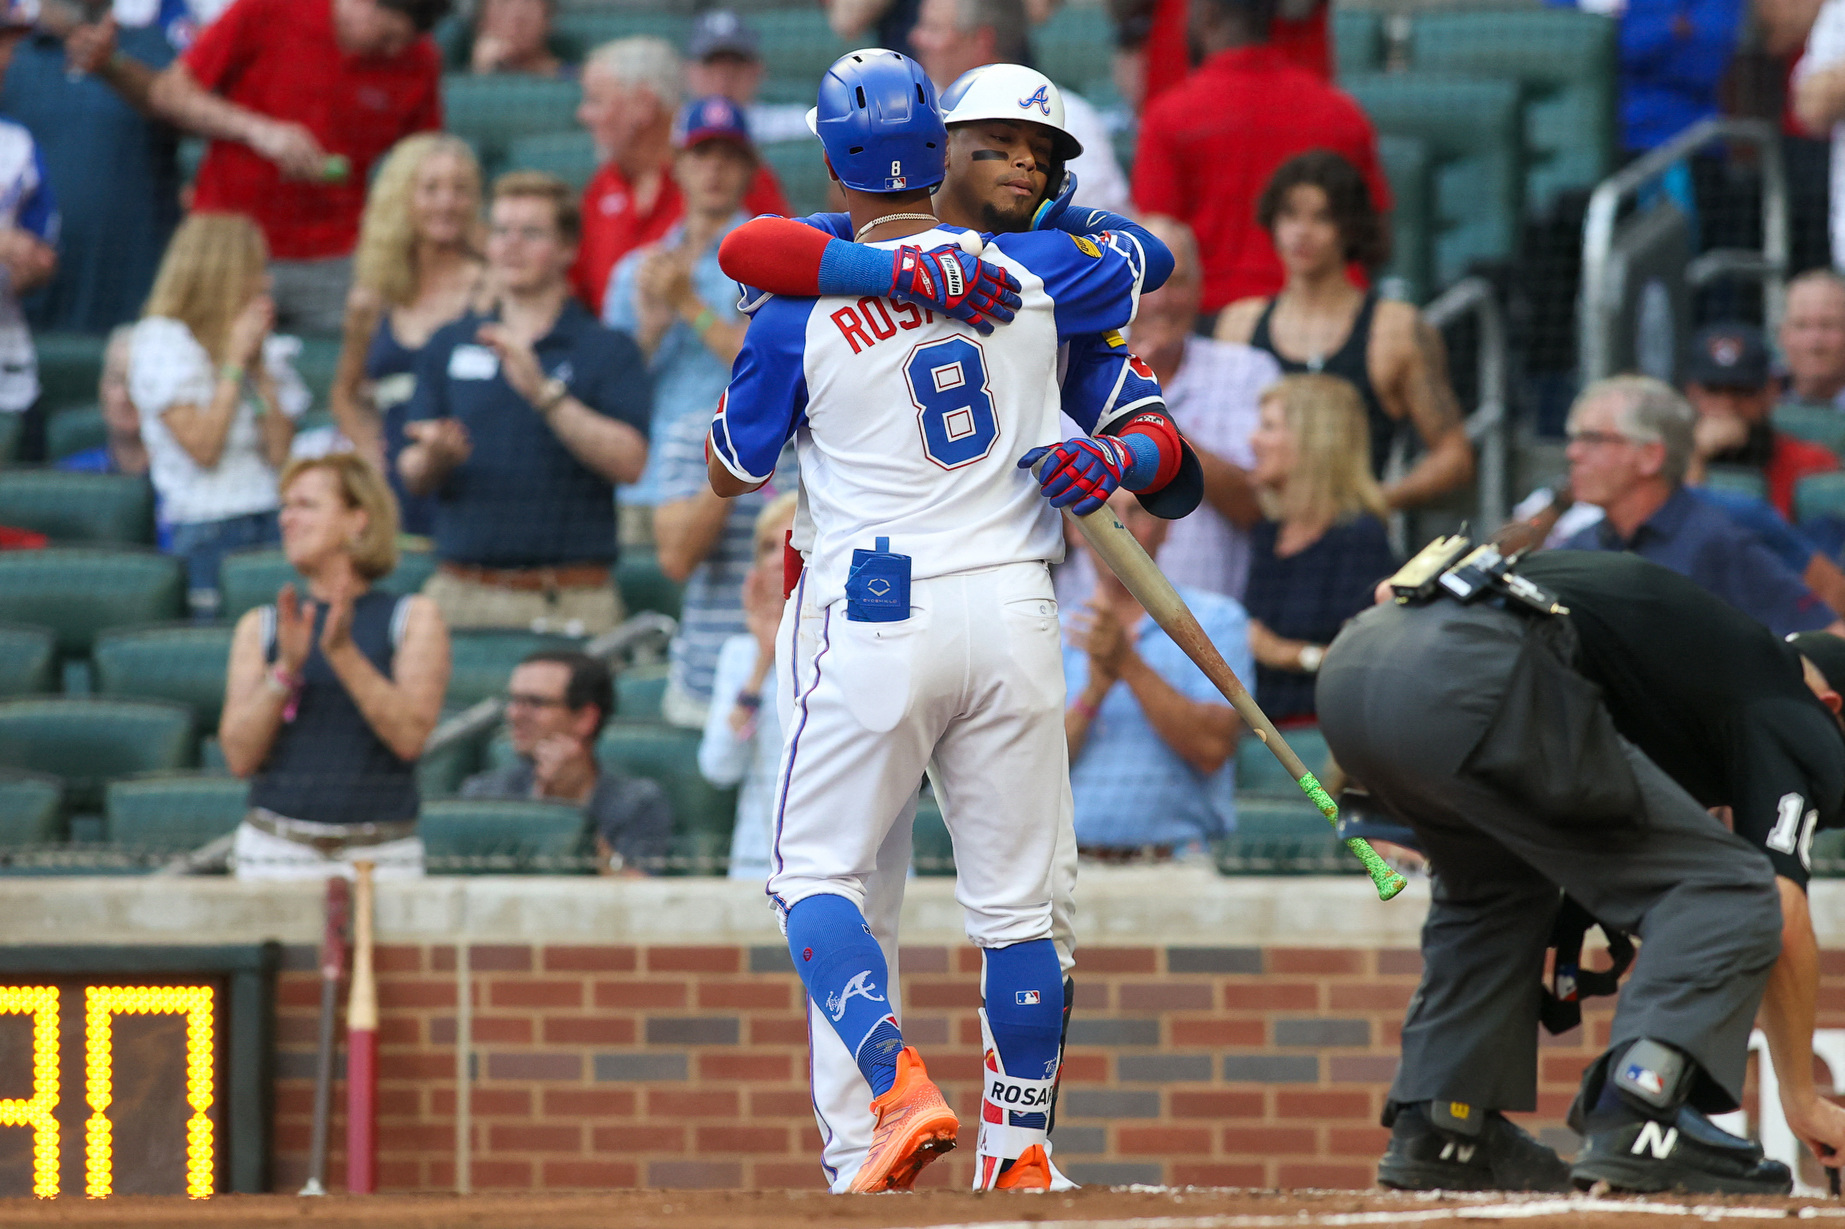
[938,63,1083,161]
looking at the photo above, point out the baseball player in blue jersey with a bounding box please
[717,62,1191,1193]
[706,50,1191,1193]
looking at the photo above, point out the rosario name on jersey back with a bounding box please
[710,223,1149,606]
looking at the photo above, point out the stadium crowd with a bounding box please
[7,0,1845,876]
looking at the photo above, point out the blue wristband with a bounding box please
[816,239,898,297]
[1115,430,1163,490]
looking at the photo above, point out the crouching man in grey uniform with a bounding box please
[1318,545,1845,1195]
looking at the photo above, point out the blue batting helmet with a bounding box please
[805,49,945,194]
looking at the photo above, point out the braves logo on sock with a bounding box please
[825,970,886,1022]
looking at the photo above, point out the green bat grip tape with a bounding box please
[1298,771,1408,902]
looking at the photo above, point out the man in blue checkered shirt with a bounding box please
[1061,490,1249,856]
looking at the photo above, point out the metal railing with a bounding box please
[1578,117,1788,385]
[1422,275,1509,531]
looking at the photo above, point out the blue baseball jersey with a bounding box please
[710,223,1152,606]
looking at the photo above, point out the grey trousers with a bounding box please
[268,255,354,337]
[1316,599,1783,1112]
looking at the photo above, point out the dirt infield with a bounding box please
[6,1188,1845,1228]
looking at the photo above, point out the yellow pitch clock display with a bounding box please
[0,945,278,1199]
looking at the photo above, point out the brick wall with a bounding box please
[268,941,1636,1193]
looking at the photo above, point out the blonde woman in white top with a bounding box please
[131,212,308,618]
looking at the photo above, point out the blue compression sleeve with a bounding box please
[982,939,1064,1083]
[1054,207,1175,291]
[786,893,905,1096]
[816,240,895,299]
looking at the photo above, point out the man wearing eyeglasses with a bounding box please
[461,650,672,875]
[1558,374,1842,639]
[400,171,652,637]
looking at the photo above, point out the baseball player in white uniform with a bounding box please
[707,50,1191,1192]
[715,63,1189,1193]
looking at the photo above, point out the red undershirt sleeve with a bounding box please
[717,217,834,298]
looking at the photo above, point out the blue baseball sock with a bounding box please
[982,940,1064,1085]
[786,893,905,1097]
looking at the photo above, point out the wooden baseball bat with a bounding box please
[299,875,350,1196]
[1063,498,1407,901]
[346,861,378,1193]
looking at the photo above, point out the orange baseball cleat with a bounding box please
[992,1144,1053,1190]
[848,1046,959,1193]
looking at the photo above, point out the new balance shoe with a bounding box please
[1376,1102,1572,1192]
[848,1046,959,1193]
[991,1144,1053,1191]
[1571,1105,1793,1195]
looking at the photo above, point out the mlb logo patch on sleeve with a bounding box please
[1015,990,1040,1005]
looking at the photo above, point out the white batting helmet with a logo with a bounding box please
[938,63,1083,161]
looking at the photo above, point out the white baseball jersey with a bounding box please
[709,223,1152,603]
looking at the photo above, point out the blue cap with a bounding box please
[805,49,945,194]
[0,0,37,31]
[674,95,755,154]
[688,9,758,60]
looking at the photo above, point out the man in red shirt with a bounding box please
[1685,323,1840,519]
[572,36,788,315]
[145,0,446,334]
[1131,0,1387,316]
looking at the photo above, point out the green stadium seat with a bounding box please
[420,797,589,872]
[0,411,19,463]
[0,468,155,545]
[0,697,195,814]
[616,549,684,621]
[598,722,736,874]
[218,546,437,621]
[1376,134,1434,305]
[381,547,438,596]
[1342,74,1523,286]
[200,735,226,771]
[506,130,602,192]
[93,624,235,731]
[1033,4,1115,96]
[550,9,690,58]
[442,74,584,175]
[104,771,247,850]
[0,772,62,845]
[0,549,184,657]
[1410,9,1616,215]
[1773,404,1845,455]
[47,404,106,461]
[1796,472,1845,524]
[751,10,852,101]
[418,722,483,799]
[0,625,55,697]
[1235,726,1330,796]
[448,628,586,709]
[912,789,954,877]
[292,336,343,402]
[32,332,108,414]
[1215,796,1345,874]
[1332,9,1383,78]
[617,668,667,722]
[1704,465,1770,502]
[758,139,834,220]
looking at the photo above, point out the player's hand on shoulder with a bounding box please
[888,243,1022,335]
[1018,435,1133,517]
